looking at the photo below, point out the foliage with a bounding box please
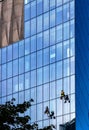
[0,98,56,130]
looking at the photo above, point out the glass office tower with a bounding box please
[0,0,75,129]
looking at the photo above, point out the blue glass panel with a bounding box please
[63,3,69,22]
[31,35,36,53]
[25,89,30,101]
[43,83,49,101]
[50,45,55,63]
[63,40,69,58]
[70,38,75,56]
[25,55,30,72]
[50,27,55,45]
[31,70,36,87]
[13,59,18,76]
[19,40,24,57]
[37,85,42,103]
[19,91,24,103]
[25,20,30,38]
[70,57,75,75]
[7,62,12,78]
[43,48,49,65]
[70,1,74,19]
[37,15,42,33]
[25,72,30,89]
[56,25,62,43]
[13,76,18,93]
[0,50,1,65]
[37,33,42,50]
[43,30,49,48]
[37,50,42,68]
[25,0,30,4]
[2,80,6,96]
[19,74,24,91]
[7,78,12,95]
[7,45,12,62]
[31,53,36,70]
[56,79,62,98]
[70,20,74,38]
[63,0,69,4]
[50,0,55,9]
[25,3,30,21]
[64,77,69,94]
[56,43,62,61]
[56,61,62,79]
[43,12,49,30]
[71,75,75,93]
[31,1,36,18]
[71,94,75,112]
[50,64,55,81]
[31,87,36,104]
[57,0,62,6]
[31,105,36,122]
[50,82,55,99]
[2,64,6,80]
[19,57,24,74]
[25,38,30,55]
[31,18,36,35]
[37,103,42,121]
[50,9,55,28]
[56,6,62,25]
[13,42,18,59]
[37,0,43,15]
[63,59,69,77]
[64,22,69,40]
[43,65,49,83]
[37,68,42,85]
[43,0,49,12]
[1,48,6,64]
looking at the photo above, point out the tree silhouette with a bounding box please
[0,98,56,130]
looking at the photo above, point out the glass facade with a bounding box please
[0,0,75,129]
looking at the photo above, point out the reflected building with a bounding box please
[0,0,76,130]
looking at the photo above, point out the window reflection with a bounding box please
[31,36,36,53]
[63,59,69,77]
[63,3,69,22]
[56,7,62,25]
[63,40,70,58]
[43,48,49,65]
[50,10,55,27]
[56,25,62,43]
[25,3,30,21]
[56,43,62,61]
[70,20,74,38]
[37,50,42,68]
[31,87,36,104]
[43,0,49,12]
[57,0,62,6]
[13,59,18,76]
[31,53,36,70]
[7,78,12,95]
[70,57,75,75]
[44,12,49,30]
[2,80,6,96]
[44,30,49,48]
[25,21,30,38]
[70,38,75,56]
[50,0,55,9]
[50,45,55,63]
[50,27,55,45]
[25,55,30,72]
[43,83,49,101]
[19,40,24,57]
[25,72,30,89]
[37,103,42,121]
[50,63,55,81]
[43,66,49,83]
[25,38,30,55]
[31,18,36,35]
[37,0,43,15]
[19,74,24,91]
[7,62,12,78]
[7,45,12,61]
[13,42,18,59]
[37,86,42,103]
[37,68,42,85]
[31,1,36,18]
[31,70,36,87]
[37,15,42,33]
[2,64,6,80]
[13,76,18,93]
[64,22,69,40]
[19,57,24,74]
[70,1,74,19]
[50,82,55,99]
[56,61,62,79]
[37,33,42,50]
[2,48,6,64]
